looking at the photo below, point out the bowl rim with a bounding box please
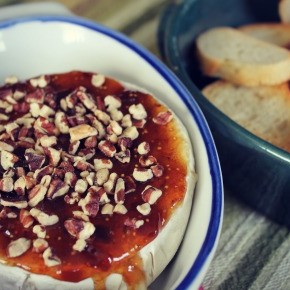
[0,14,223,289]
[158,0,290,165]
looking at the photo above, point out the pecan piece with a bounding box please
[91,74,105,87]
[43,247,61,267]
[93,158,113,171]
[78,186,103,217]
[151,164,164,177]
[136,203,151,216]
[28,184,47,207]
[121,126,139,140]
[43,147,61,167]
[19,209,34,228]
[152,110,173,125]
[137,142,150,155]
[33,238,48,253]
[129,103,147,120]
[69,124,98,142]
[98,140,116,158]
[33,225,46,239]
[30,208,59,226]
[1,150,19,170]
[24,149,46,171]
[64,218,95,240]
[141,185,162,205]
[47,179,70,199]
[7,237,31,258]
[132,168,153,182]
[115,149,130,164]
[0,176,14,192]
[114,178,125,204]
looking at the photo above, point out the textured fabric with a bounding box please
[1,1,289,289]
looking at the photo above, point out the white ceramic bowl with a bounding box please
[0,9,223,290]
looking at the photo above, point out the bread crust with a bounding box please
[202,80,290,152]
[196,27,290,86]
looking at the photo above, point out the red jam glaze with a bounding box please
[0,71,188,287]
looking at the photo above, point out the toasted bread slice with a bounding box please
[239,23,290,48]
[196,27,290,86]
[279,0,290,23]
[202,80,290,152]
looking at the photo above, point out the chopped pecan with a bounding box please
[68,140,80,155]
[101,203,114,215]
[78,186,103,217]
[114,178,125,204]
[115,149,130,163]
[3,168,14,178]
[84,136,97,148]
[64,218,95,240]
[136,203,151,216]
[69,124,98,142]
[151,164,164,177]
[74,179,88,194]
[91,74,105,87]
[24,149,46,171]
[76,88,97,111]
[7,237,31,258]
[113,204,128,215]
[64,172,77,187]
[33,165,53,182]
[15,167,25,177]
[1,150,18,170]
[5,122,19,141]
[34,117,59,136]
[40,175,52,188]
[98,140,116,157]
[95,168,109,186]
[47,179,70,199]
[121,126,139,140]
[39,135,57,148]
[109,109,123,122]
[85,172,95,186]
[0,199,28,209]
[107,121,123,136]
[93,158,113,171]
[29,75,48,88]
[132,168,153,182]
[0,176,14,192]
[117,137,132,151]
[19,209,34,228]
[73,238,87,252]
[28,184,47,207]
[141,185,162,205]
[139,155,157,167]
[14,176,26,195]
[55,111,70,134]
[129,103,147,120]
[0,141,14,152]
[33,225,46,239]
[104,95,121,112]
[33,238,48,253]
[43,247,61,267]
[30,208,59,226]
[137,142,150,155]
[103,172,118,194]
[43,147,61,167]
[152,110,173,125]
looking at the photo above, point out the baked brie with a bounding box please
[0,71,196,290]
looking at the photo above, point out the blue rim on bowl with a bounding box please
[0,14,223,289]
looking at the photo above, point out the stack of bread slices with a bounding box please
[196,0,290,152]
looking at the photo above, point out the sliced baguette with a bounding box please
[239,23,290,48]
[196,27,290,86]
[279,0,290,23]
[202,80,290,152]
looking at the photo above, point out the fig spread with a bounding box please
[0,71,188,289]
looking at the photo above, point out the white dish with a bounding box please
[0,10,223,290]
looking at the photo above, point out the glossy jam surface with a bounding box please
[0,71,188,287]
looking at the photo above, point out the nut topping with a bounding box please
[33,238,48,253]
[69,124,98,142]
[141,185,162,205]
[153,110,173,125]
[43,247,61,267]
[132,168,153,182]
[30,208,59,226]
[7,237,31,258]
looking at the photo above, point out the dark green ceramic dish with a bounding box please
[158,0,290,227]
